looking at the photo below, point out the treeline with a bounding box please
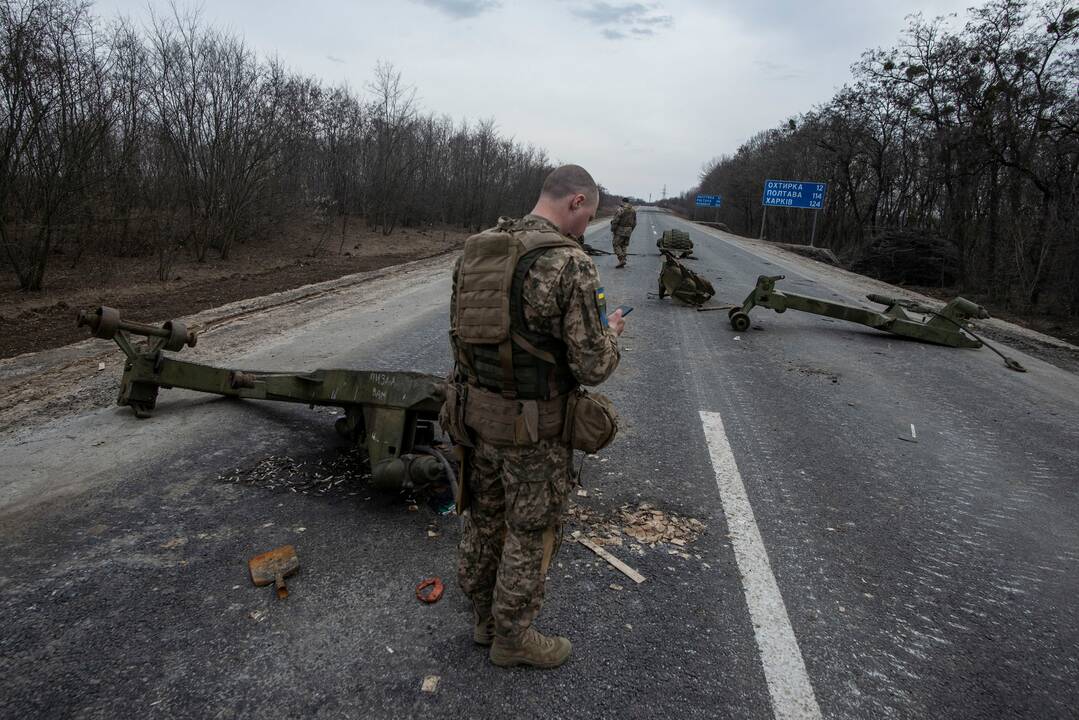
[671,0,1079,315]
[0,0,554,290]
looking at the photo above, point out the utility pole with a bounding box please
[661,184,667,200]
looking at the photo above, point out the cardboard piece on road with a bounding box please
[578,537,646,584]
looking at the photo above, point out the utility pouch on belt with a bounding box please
[438,380,474,448]
[516,401,540,444]
[562,388,619,453]
[463,386,565,447]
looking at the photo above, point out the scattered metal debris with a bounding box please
[415,577,444,604]
[218,446,456,513]
[249,545,300,600]
[217,448,369,497]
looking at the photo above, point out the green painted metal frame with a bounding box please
[729,275,986,348]
[79,306,445,468]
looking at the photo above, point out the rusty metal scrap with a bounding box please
[249,545,300,600]
[415,577,444,603]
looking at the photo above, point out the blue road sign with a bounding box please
[695,194,722,207]
[761,180,826,210]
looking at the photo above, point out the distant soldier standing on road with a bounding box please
[441,164,626,668]
[609,197,636,268]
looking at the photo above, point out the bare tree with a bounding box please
[1,4,558,290]
[687,0,1079,314]
[0,0,113,290]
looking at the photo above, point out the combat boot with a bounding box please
[489,627,572,668]
[616,260,626,268]
[473,610,495,646]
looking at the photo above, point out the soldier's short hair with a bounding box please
[541,164,598,205]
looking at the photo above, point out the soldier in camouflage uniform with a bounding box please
[445,165,625,668]
[609,198,636,268]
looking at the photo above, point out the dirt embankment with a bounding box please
[0,221,469,359]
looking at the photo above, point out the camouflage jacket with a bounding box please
[450,214,620,386]
[611,203,637,234]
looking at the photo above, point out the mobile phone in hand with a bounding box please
[614,304,633,317]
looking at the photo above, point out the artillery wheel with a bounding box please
[728,306,741,319]
[730,311,751,332]
[162,320,193,351]
[83,306,120,340]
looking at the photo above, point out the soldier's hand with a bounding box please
[609,308,627,337]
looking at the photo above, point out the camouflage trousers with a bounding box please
[457,436,573,639]
[612,232,631,263]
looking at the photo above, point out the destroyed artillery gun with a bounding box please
[76,306,458,496]
[727,275,1025,370]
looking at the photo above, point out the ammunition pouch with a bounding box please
[463,385,567,447]
[562,388,619,454]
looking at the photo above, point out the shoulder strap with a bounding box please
[519,230,580,254]
[509,247,561,364]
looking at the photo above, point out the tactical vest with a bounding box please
[453,216,580,400]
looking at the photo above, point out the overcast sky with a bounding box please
[93,0,973,200]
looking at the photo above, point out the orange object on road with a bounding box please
[415,577,444,603]
[249,545,300,600]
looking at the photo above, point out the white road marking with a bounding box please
[699,410,823,720]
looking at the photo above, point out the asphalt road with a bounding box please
[2,210,1077,719]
